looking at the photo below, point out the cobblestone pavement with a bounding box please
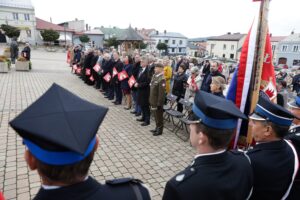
[0,49,195,200]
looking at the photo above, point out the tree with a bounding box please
[133,41,148,49]
[40,29,59,45]
[104,37,120,48]
[156,42,168,55]
[1,24,20,39]
[79,35,90,43]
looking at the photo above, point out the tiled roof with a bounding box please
[150,32,187,39]
[99,27,125,38]
[84,29,104,35]
[281,33,300,42]
[271,36,286,42]
[117,26,143,41]
[188,37,208,42]
[0,0,33,9]
[208,33,246,41]
[36,17,74,32]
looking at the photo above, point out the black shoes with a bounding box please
[141,122,150,126]
[153,132,162,136]
[135,113,141,117]
[136,118,145,122]
[150,129,157,133]
[130,111,137,114]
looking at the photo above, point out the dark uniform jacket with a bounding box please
[247,140,297,200]
[131,62,141,91]
[172,73,187,98]
[136,67,150,106]
[292,74,300,93]
[112,59,124,85]
[34,177,151,200]
[162,151,253,200]
[286,125,300,200]
[149,73,166,107]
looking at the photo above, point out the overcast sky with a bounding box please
[32,0,300,38]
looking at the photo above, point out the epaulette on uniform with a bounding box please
[106,178,143,186]
[171,167,197,186]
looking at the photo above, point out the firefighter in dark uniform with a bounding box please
[247,92,299,200]
[9,84,151,200]
[162,91,253,200]
[285,94,300,199]
[149,63,166,136]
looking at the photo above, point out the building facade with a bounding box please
[271,36,286,64]
[149,31,188,55]
[276,33,300,67]
[0,0,36,44]
[206,33,246,60]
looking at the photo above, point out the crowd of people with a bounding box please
[1,45,299,199]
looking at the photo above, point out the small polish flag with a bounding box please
[128,75,136,88]
[103,73,112,82]
[118,70,129,81]
[112,67,118,77]
[89,75,95,82]
[85,68,91,76]
[72,64,78,70]
[93,64,101,72]
[76,68,81,74]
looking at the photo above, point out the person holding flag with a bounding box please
[111,52,123,105]
[121,55,133,110]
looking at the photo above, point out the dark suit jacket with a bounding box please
[136,67,150,106]
[162,151,253,200]
[33,177,150,200]
[247,140,296,200]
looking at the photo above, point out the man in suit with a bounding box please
[111,52,123,105]
[163,91,253,200]
[9,84,151,200]
[131,55,142,116]
[285,94,300,199]
[135,56,150,126]
[247,92,299,200]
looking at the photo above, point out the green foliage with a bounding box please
[1,24,20,38]
[156,42,168,51]
[40,29,59,44]
[79,35,90,43]
[104,37,120,48]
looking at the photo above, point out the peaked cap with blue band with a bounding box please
[190,91,247,129]
[250,91,295,126]
[9,83,108,165]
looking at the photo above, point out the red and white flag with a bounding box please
[85,68,91,76]
[103,73,112,82]
[118,70,129,81]
[128,75,136,88]
[72,64,78,70]
[89,75,95,82]
[93,63,101,72]
[112,67,118,77]
[76,68,81,74]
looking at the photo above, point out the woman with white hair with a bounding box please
[184,66,202,103]
[210,76,226,98]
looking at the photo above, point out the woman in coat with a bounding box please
[184,67,202,103]
[121,56,133,110]
[163,58,173,94]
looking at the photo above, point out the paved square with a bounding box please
[0,48,195,200]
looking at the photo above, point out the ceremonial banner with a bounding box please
[93,63,101,72]
[85,68,91,76]
[118,70,129,81]
[112,67,118,77]
[128,75,136,88]
[103,73,112,82]
[89,75,94,82]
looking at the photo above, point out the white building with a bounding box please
[276,33,300,67]
[149,31,188,55]
[58,19,85,32]
[0,0,36,44]
[207,33,246,60]
[270,36,286,64]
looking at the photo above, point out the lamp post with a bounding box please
[64,23,67,48]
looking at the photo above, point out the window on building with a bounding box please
[179,48,182,53]
[230,54,234,59]
[179,40,183,45]
[223,44,227,50]
[293,45,299,52]
[222,54,226,58]
[13,13,19,20]
[272,45,276,51]
[293,60,300,66]
[172,40,175,44]
[172,48,175,52]
[211,44,215,49]
[231,45,234,50]
[24,14,30,21]
[158,39,161,43]
[165,40,168,44]
[282,45,288,52]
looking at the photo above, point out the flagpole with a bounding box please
[247,0,271,146]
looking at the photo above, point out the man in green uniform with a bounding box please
[149,63,166,136]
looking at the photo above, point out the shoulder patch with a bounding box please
[106,178,143,185]
[171,167,197,186]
